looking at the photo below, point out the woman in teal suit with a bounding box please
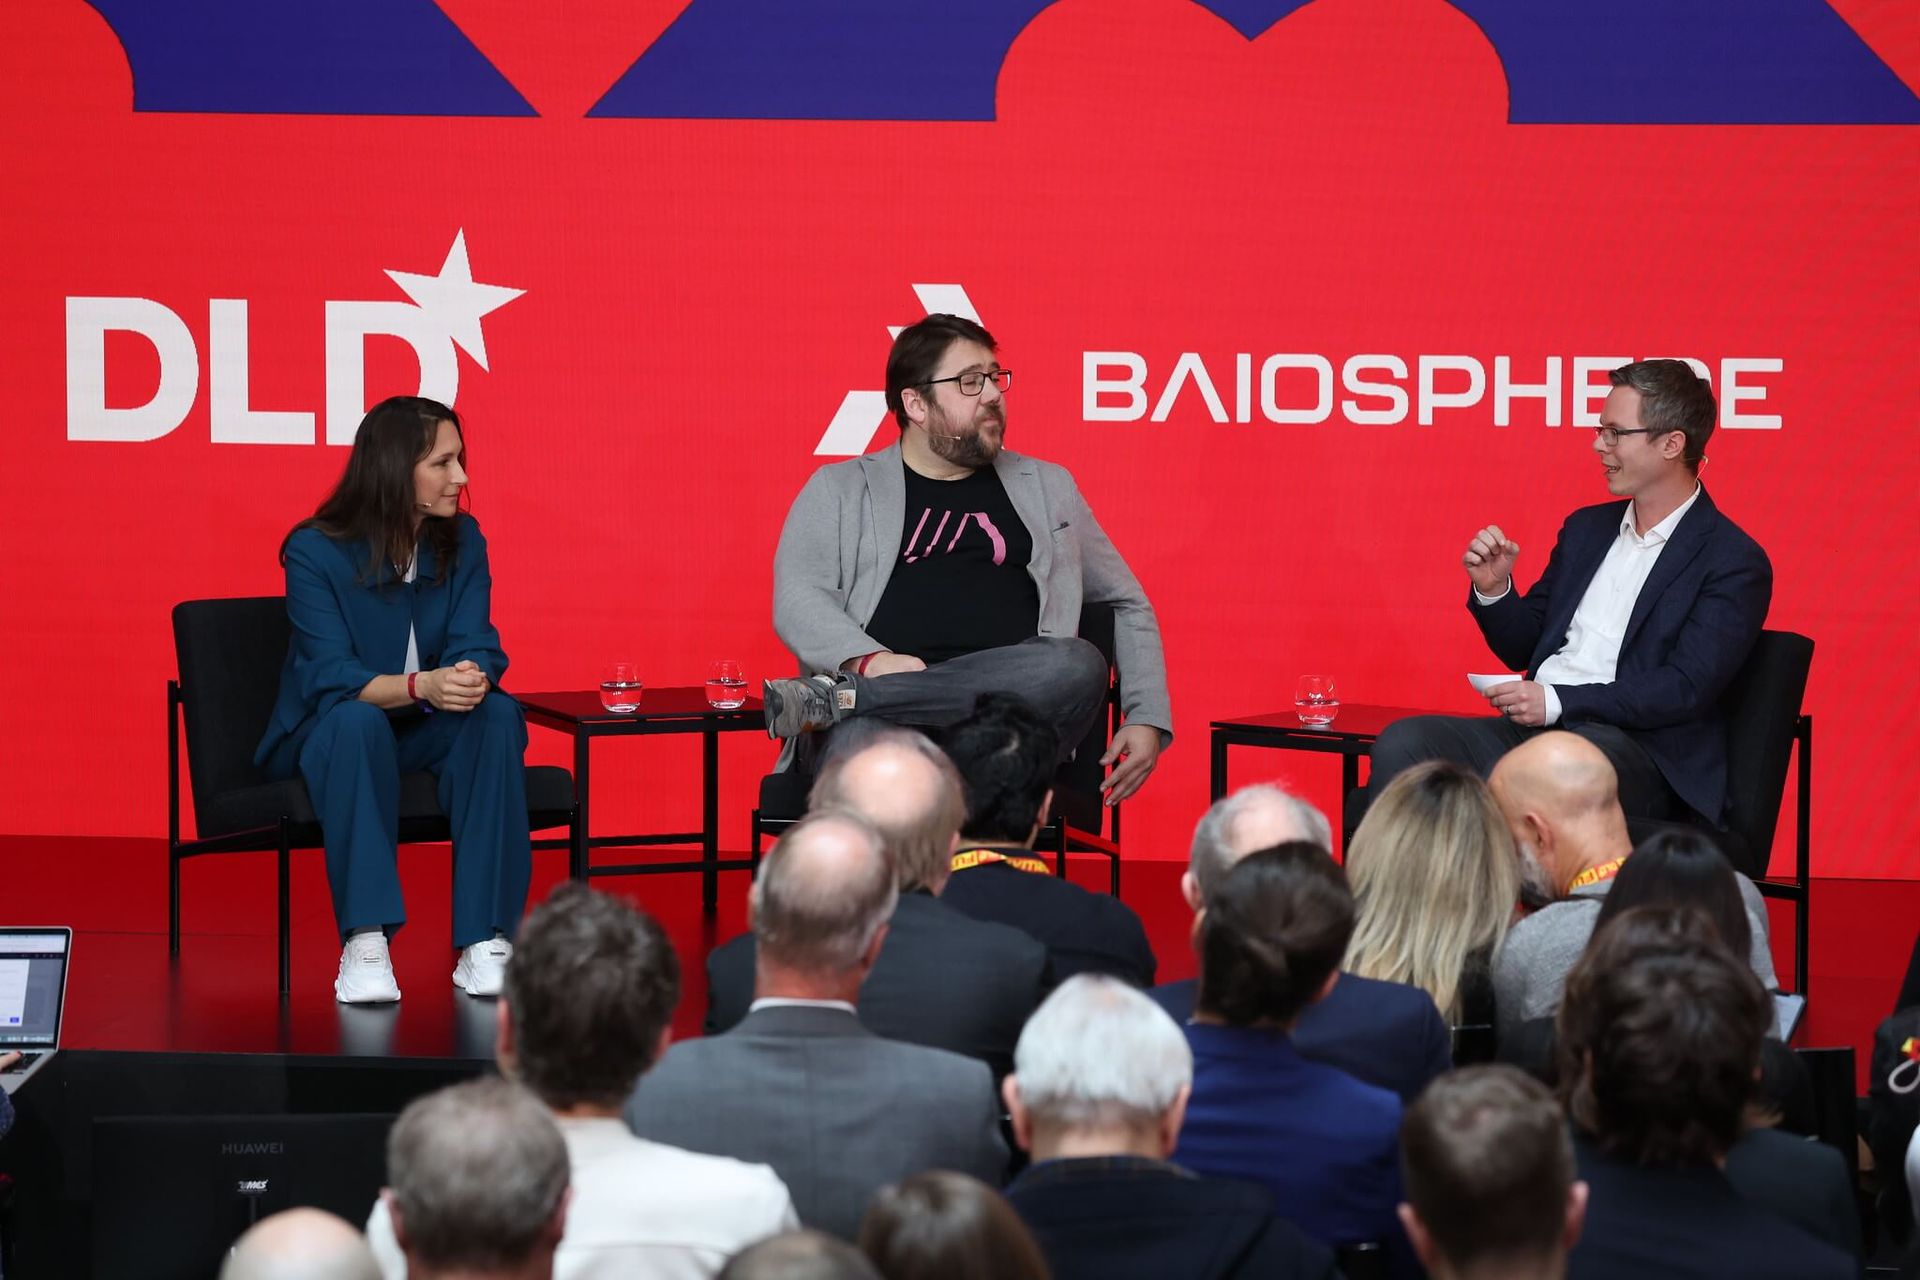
[256,396,531,1003]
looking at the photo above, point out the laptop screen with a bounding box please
[0,929,71,1049]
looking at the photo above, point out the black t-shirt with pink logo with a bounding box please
[866,462,1038,665]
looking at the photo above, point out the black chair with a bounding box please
[167,597,577,994]
[750,605,1127,896]
[1627,629,1814,993]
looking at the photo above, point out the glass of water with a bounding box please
[1294,674,1339,726]
[706,659,748,709]
[599,662,644,713]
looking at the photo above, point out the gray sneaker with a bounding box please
[762,674,853,739]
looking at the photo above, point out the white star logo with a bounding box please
[385,230,524,371]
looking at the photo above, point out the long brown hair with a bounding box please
[280,396,465,584]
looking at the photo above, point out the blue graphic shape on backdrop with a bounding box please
[86,0,533,116]
[1454,0,1920,124]
[590,0,1918,124]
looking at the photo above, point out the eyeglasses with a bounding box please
[1593,426,1673,446]
[922,369,1012,396]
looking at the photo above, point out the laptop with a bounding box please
[0,926,72,1096]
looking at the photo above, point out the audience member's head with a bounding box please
[221,1208,380,1280]
[1004,974,1193,1160]
[1184,783,1333,910]
[1557,905,1770,1168]
[1398,1065,1586,1280]
[1593,828,1751,962]
[1195,842,1354,1028]
[941,693,1060,846]
[752,808,898,997]
[383,1077,569,1279]
[1346,761,1520,1022]
[500,882,679,1110]
[858,1171,1051,1280]
[811,727,967,893]
[720,1230,883,1280]
[1488,732,1630,904]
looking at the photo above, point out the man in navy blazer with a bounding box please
[1367,359,1772,827]
[1153,783,1453,1104]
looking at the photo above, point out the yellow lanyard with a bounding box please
[951,848,1051,875]
[1566,856,1628,892]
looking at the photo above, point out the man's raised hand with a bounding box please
[1462,525,1520,597]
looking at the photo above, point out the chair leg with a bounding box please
[1054,821,1067,878]
[1109,850,1120,898]
[1794,716,1812,996]
[277,821,292,998]
[750,810,764,873]
[168,845,182,956]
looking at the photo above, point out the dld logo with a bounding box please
[65,231,523,446]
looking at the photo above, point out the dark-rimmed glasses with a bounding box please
[1593,426,1672,446]
[922,369,1012,396]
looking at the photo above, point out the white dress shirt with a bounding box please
[366,1114,797,1280]
[1479,485,1702,724]
[747,996,857,1016]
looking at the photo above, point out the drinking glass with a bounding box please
[1294,674,1339,726]
[599,662,644,713]
[706,659,748,709]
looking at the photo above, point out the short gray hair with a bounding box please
[1188,783,1332,901]
[753,809,899,974]
[385,1078,568,1271]
[810,728,965,892]
[1012,975,1191,1130]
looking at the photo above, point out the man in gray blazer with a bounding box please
[624,808,1009,1240]
[764,313,1171,805]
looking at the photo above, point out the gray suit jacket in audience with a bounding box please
[1493,873,1779,1043]
[623,1003,1009,1241]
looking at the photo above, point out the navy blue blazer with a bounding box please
[1007,1156,1339,1280]
[1175,1024,1411,1273]
[1470,487,1770,824]
[255,515,508,769]
[1150,974,1451,1105]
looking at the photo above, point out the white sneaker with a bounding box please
[335,933,401,1004]
[452,936,511,996]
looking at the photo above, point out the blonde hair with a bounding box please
[1345,761,1519,1022]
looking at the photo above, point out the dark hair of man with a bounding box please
[1401,1064,1574,1273]
[282,395,465,584]
[1609,359,1716,472]
[754,809,898,975]
[386,1077,568,1271]
[720,1230,883,1280]
[885,314,999,429]
[1556,905,1769,1168]
[1595,828,1751,964]
[941,693,1060,843]
[857,1171,1050,1280]
[502,882,679,1109]
[1195,841,1355,1027]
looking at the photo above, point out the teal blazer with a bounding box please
[254,514,508,769]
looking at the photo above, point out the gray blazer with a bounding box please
[772,441,1172,737]
[623,1004,1009,1240]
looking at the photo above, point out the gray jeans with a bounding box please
[847,635,1109,762]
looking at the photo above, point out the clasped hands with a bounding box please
[1463,523,1547,727]
[421,660,489,712]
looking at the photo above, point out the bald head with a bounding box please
[221,1208,379,1280]
[1186,784,1333,907]
[753,809,899,976]
[1489,733,1630,882]
[810,730,965,892]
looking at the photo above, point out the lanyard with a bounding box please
[1566,856,1628,892]
[951,848,1051,876]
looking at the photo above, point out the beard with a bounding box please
[1516,843,1557,909]
[925,401,1005,470]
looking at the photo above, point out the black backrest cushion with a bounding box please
[173,597,291,802]
[1719,630,1813,865]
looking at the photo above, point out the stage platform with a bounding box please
[1,835,1914,1276]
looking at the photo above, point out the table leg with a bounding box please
[1210,732,1228,801]
[701,726,720,913]
[572,733,591,881]
[1341,753,1361,851]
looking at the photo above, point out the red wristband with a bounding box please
[407,672,419,701]
[856,652,883,676]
